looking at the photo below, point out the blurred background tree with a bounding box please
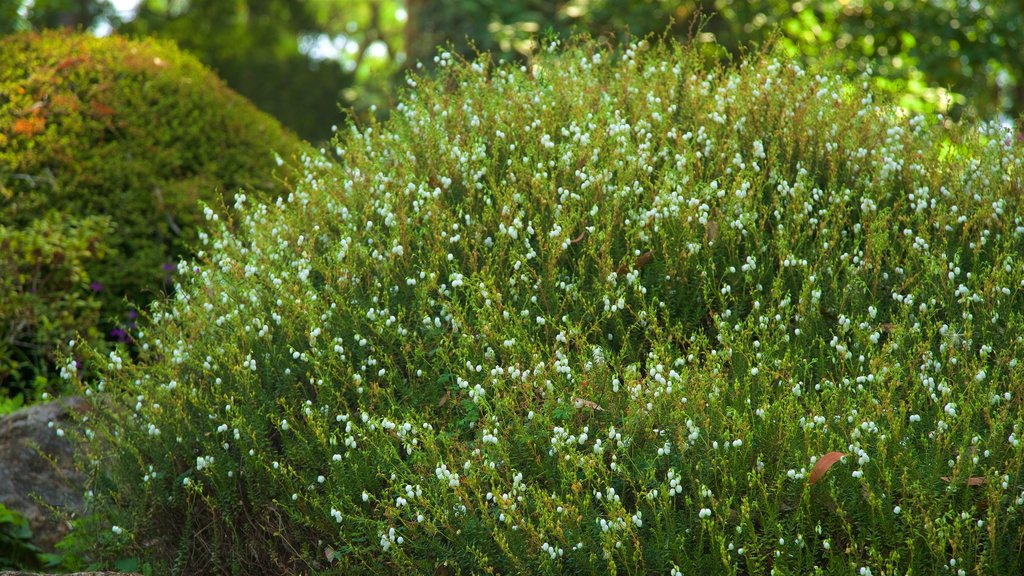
[400,0,1023,120]
[1,0,117,31]
[120,0,354,142]
[3,0,1022,140]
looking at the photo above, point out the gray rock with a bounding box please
[0,397,87,551]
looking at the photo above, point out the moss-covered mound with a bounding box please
[69,41,1024,574]
[0,31,306,397]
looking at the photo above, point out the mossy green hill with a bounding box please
[0,31,306,397]
[69,40,1024,574]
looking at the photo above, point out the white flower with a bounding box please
[752,140,766,159]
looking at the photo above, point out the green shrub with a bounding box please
[0,30,307,397]
[0,503,45,570]
[68,39,1024,574]
[0,214,109,402]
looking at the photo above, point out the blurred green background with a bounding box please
[3,0,1022,142]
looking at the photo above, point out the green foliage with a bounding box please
[405,0,1024,119]
[757,0,1024,118]
[6,1,1021,131]
[0,502,43,570]
[69,39,1024,574]
[123,0,354,142]
[0,0,118,33]
[0,214,109,398]
[0,30,306,399]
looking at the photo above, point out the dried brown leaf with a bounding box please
[617,250,654,275]
[808,451,846,485]
[636,250,653,268]
[706,221,719,242]
[941,476,986,486]
[572,397,605,411]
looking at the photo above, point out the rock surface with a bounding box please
[0,397,87,551]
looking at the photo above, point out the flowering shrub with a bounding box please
[68,39,1024,574]
[0,31,306,398]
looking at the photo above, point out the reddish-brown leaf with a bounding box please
[617,250,654,275]
[12,116,45,137]
[570,230,586,244]
[437,390,450,407]
[636,250,653,269]
[91,101,116,117]
[808,452,846,485]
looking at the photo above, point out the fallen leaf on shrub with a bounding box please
[808,451,846,485]
[940,476,986,486]
[617,250,653,275]
[706,220,719,242]
[324,546,335,561]
[572,397,605,411]
[636,250,653,268]
[437,390,450,407]
[570,229,586,244]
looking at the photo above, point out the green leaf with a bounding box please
[115,557,140,572]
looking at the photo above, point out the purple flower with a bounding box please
[89,281,104,292]
[163,262,176,273]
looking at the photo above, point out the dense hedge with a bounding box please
[0,31,306,398]
[69,40,1024,574]
[0,214,110,408]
